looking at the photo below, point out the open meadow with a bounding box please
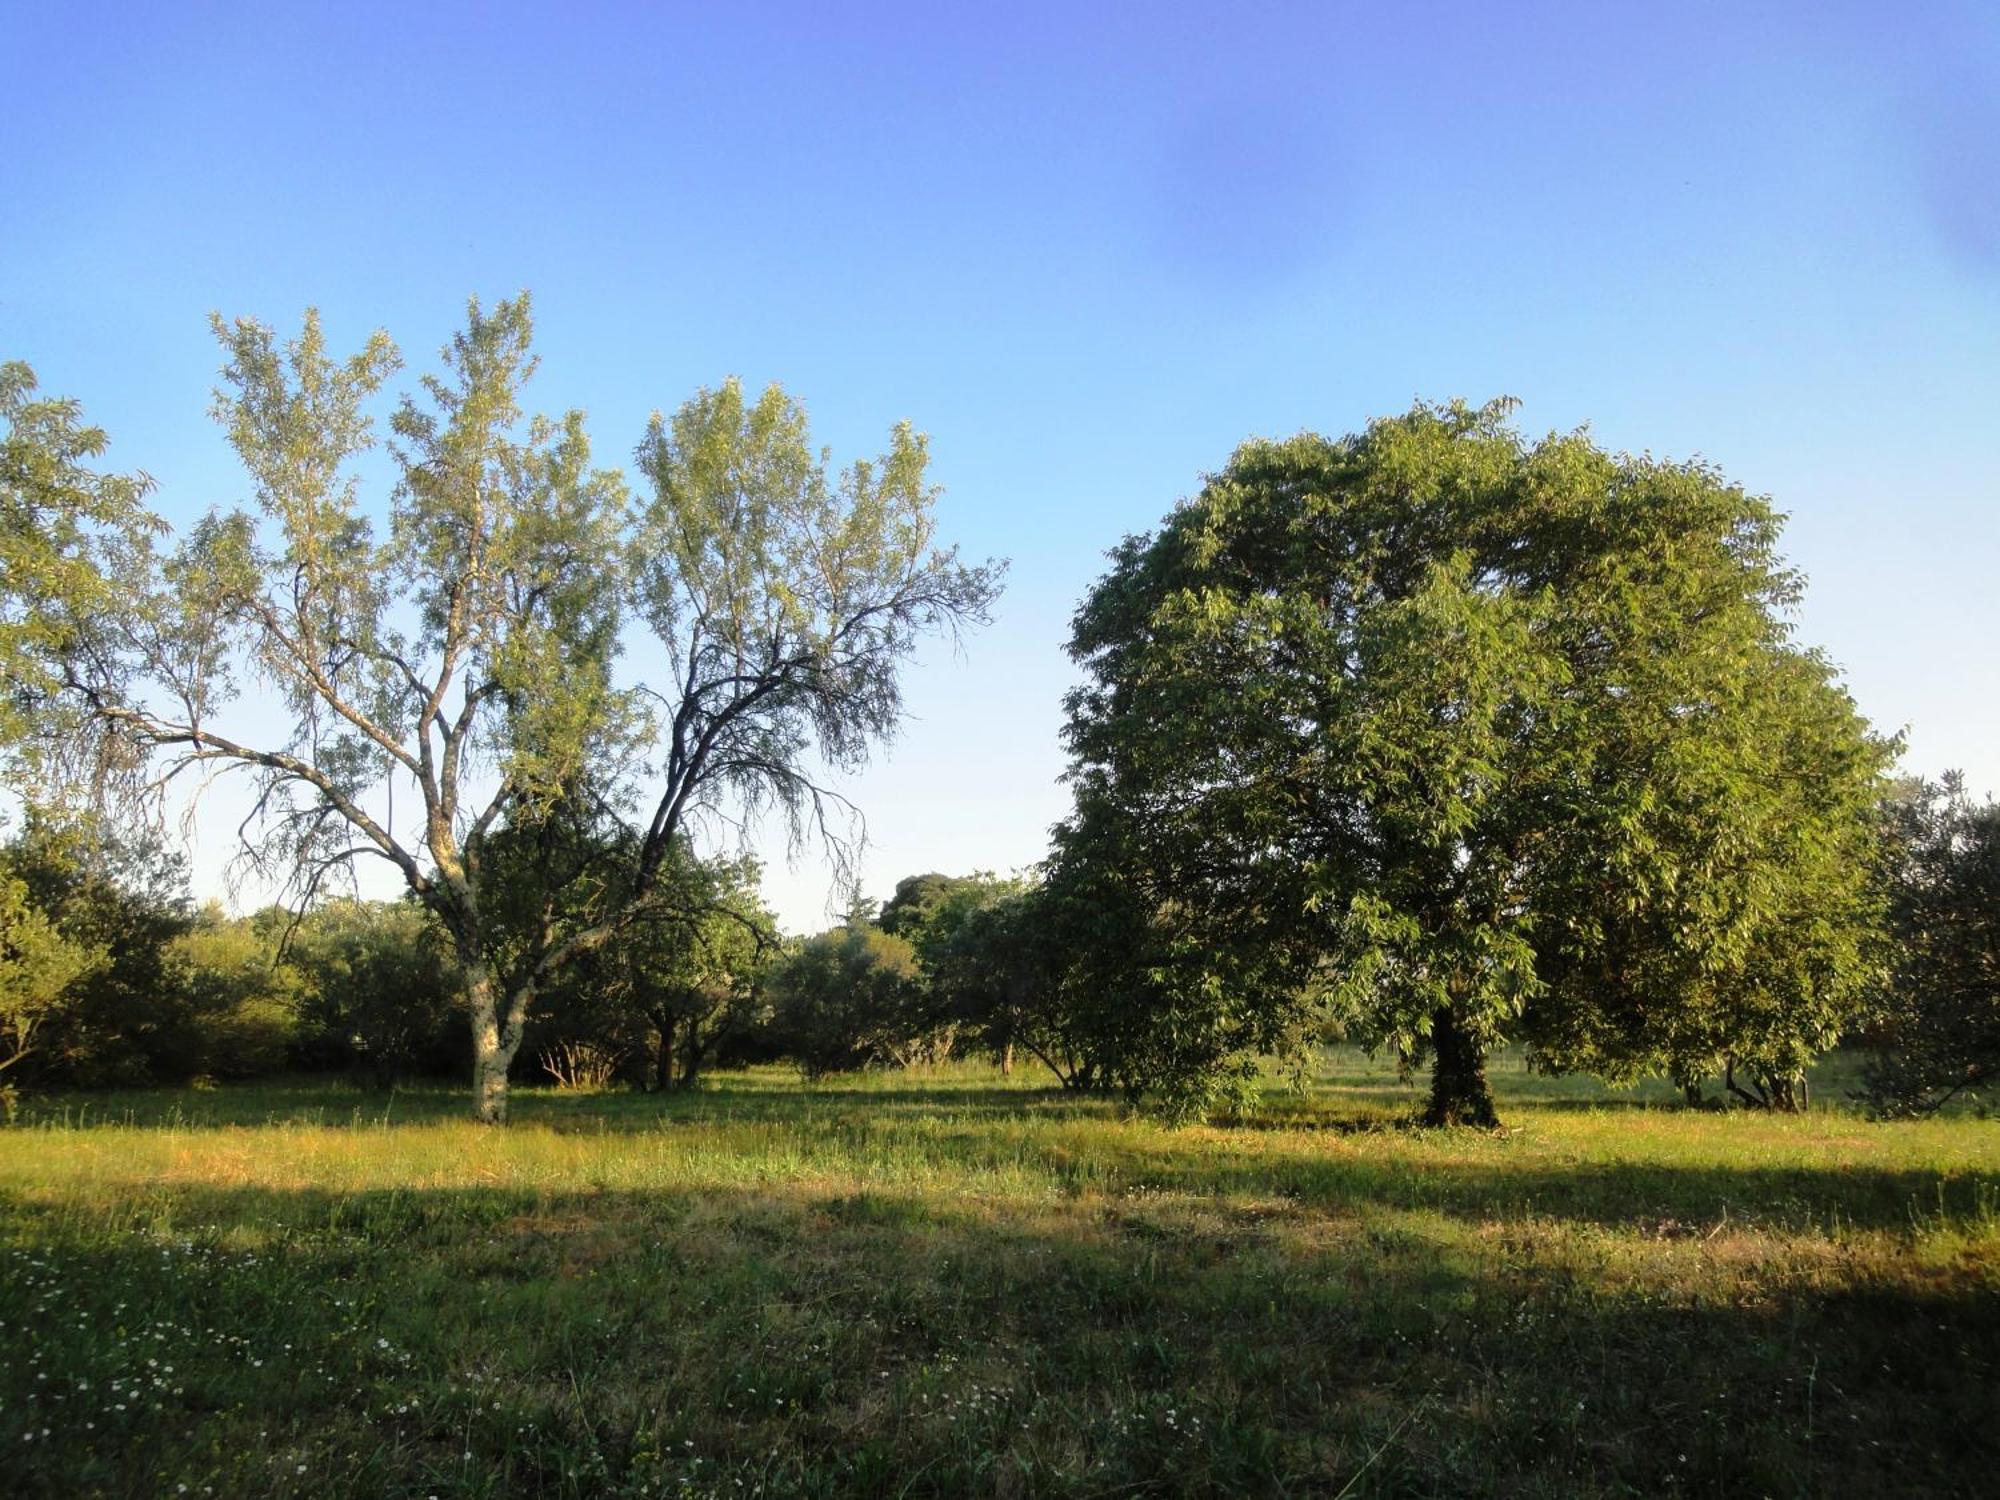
[1,1052,1994,1499]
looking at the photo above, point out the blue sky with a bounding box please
[3,1,1996,930]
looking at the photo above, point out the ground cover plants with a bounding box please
[2,1052,1994,1499]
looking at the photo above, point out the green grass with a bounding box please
[1,1052,1994,1498]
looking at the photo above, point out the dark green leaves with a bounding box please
[1056,400,1890,1119]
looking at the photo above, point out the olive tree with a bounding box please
[1059,400,1889,1125]
[15,296,1000,1120]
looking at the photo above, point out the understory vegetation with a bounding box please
[2,1058,1995,1499]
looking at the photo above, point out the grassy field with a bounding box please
[1,1052,1994,1499]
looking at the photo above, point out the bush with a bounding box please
[1863,775,2000,1116]
[162,911,299,1079]
[769,923,947,1078]
[287,899,464,1083]
[0,821,194,1086]
[539,1038,627,1090]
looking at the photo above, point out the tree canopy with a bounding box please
[0,362,158,766]
[1056,400,1891,1123]
[4,318,1918,1130]
[6,297,1001,1119]
[0,870,102,1109]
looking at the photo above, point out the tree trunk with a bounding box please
[680,1017,702,1087]
[1000,1039,1014,1077]
[468,967,513,1124]
[1759,1072,1803,1112]
[653,1013,676,1093]
[1424,1008,1498,1128]
[1724,1058,1768,1109]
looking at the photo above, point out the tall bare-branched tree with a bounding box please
[14,296,1000,1119]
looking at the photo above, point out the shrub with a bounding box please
[1863,775,2000,1116]
[769,923,946,1078]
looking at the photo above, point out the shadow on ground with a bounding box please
[1,1173,1994,1499]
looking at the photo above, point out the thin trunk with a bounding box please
[653,1013,676,1093]
[1759,1072,1801,1112]
[1000,1039,1014,1077]
[1724,1058,1767,1109]
[680,1016,702,1086]
[1424,1007,1498,1128]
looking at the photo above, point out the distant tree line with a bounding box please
[3,309,1994,1125]
[0,823,1038,1106]
[4,799,1991,1125]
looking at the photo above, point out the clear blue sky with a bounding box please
[4,1,1996,930]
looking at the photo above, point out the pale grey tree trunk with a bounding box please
[468,966,514,1124]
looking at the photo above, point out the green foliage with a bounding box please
[913,880,1061,1069]
[877,870,1141,1092]
[533,852,778,1090]
[769,920,940,1078]
[0,821,193,1086]
[0,819,349,1089]
[0,362,158,767]
[630,377,1002,859]
[621,865,776,1089]
[0,825,431,1092]
[159,907,299,1079]
[1864,775,2000,1117]
[287,899,462,1082]
[0,872,103,1117]
[878,871,980,946]
[6,299,1000,1120]
[1048,844,1293,1117]
[770,871,1057,1083]
[1058,400,1892,1123]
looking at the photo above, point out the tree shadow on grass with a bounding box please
[1221,1154,1997,1235]
[11,1074,1090,1133]
[15,1076,1996,1236]
[8,1046,1878,1134]
[0,1177,1993,1499]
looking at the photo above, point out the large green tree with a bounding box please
[1059,400,1890,1124]
[10,297,1000,1120]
